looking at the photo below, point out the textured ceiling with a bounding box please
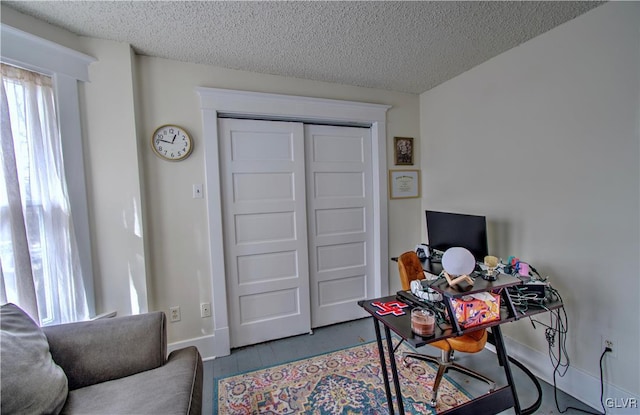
[3,1,603,94]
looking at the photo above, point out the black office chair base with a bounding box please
[402,352,440,368]
[403,351,496,408]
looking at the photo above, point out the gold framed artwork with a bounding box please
[389,169,420,199]
[394,136,414,165]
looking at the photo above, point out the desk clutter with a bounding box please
[414,245,557,307]
[360,241,572,415]
[393,246,564,338]
[404,278,500,329]
[365,220,574,415]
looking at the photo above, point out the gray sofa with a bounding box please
[0,303,203,415]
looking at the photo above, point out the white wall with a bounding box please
[11,2,636,405]
[0,6,81,51]
[1,6,150,317]
[135,57,421,345]
[420,1,639,405]
[2,3,421,349]
[79,38,149,317]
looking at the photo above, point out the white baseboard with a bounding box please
[167,326,229,362]
[499,335,639,414]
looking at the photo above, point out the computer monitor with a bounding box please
[425,210,488,261]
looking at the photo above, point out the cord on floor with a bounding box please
[526,288,609,415]
[553,347,610,415]
[533,290,610,415]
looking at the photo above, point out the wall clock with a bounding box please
[151,124,193,161]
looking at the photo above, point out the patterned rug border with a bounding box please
[213,336,472,413]
[214,338,390,382]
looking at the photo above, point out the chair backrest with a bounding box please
[398,251,425,290]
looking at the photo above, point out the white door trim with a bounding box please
[196,87,390,357]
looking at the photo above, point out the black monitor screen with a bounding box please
[425,210,488,261]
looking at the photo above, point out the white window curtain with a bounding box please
[0,63,88,325]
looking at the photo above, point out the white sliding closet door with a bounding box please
[219,119,374,348]
[219,119,311,348]
[305,125,373,327]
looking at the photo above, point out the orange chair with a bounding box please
[397,251,495,407]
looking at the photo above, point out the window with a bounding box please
[1,64,88,325]
[1,24,96,325]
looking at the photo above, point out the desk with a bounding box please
[421,258,444,276]
[391,256,483,284]
[358,273,562,415]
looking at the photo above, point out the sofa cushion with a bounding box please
[0,303,68,415]
[61,347,202,415]
[43,311,167,390]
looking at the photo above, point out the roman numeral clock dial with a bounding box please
[151,125,193,161]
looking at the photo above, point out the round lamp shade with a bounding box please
[442,247,476,276]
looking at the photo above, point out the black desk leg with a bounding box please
[492,325,522,415]
[443,297,463,335]
[384,325,405,415]
[373,319,394,415]
[487,330,505,367]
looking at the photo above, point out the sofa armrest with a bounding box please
[167,347,204,415]
[42,312,167,390]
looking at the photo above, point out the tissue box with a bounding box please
[451,292,501,328]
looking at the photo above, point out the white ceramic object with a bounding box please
[442,247,476,276]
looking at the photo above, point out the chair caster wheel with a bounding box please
[428,399,437,408]
[402,357,411,367]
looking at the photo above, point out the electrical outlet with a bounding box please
[170,306,181,322]
[601,335,617,358]
[200,302,211,318]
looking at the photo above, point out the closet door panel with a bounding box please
[305,125,373,328]
[220,119,311,348]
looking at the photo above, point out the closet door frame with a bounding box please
[197,87,390,357]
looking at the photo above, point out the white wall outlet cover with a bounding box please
[442,247,475,276]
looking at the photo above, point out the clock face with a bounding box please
[151,125,193,161]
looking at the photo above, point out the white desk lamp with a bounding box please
[441,247,476,288]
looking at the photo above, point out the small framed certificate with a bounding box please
[389,170,420,199]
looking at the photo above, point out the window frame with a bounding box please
[1,24,97,317]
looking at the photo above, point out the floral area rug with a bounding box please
[214,340,471,414]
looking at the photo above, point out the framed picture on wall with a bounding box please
[394,136,414,165]
[389,169,420,199]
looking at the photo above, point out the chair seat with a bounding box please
[429,329,487,354]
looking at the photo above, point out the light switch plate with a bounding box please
[192,184,203,199]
